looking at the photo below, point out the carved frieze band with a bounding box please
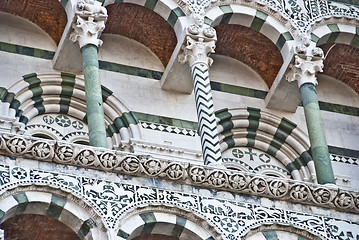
[0,132,359,214]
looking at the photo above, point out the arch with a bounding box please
[311,23,358,48]
[116,205,221,240]
[103,2,187,68]
[205,4,296,58]
[243,224,322,240]
[0,73,142,148]
[216,108,316,182]
[0,186,108,240]
[0,0,67,45]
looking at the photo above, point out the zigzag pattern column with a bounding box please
[191,63,222,165]
[178,20,223,166]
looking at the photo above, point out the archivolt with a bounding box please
[0,185,108,240]
[216,108,316,182]
[116,205,222,240]
[0,73,141,147]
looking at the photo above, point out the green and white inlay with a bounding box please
[204,5,295,58]
[216,108,316,182]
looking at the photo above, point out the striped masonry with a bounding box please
[102,0,186,34]
[311,24,359,48]
[204,5,295,57]
[0,73,141,145]
[0,191,97,240]
[215,108,316,182]
[117,212,213,240]
[191,64,223,166]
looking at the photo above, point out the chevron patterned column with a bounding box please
[179,21,223,166]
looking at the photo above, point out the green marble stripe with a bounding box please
[224,138,235,149]
[318,101,359,116]
[0,42,54,59]
[250,11,267,32]
[23,73,45,115]
[78,219,95,240]
[60,0,68,8]
[300,150,314,165]
[327,24,340,43]
[311,33,320,43]
[262,230,279,240]
[99,60,163,80]
[117,229,129,238]
[328,145,359,158]
[246,108,260,148]
[139,212,156,223]
[123,112,138,125]
[145,0,158,10]
[276,32,294,50]
[286,158,301,172]
[101,85,113,102]
[269,118,297,153]
[210,81,268,99]
[46,195,66,219]
[220,120,234,132]
[204,17,213,26]
[60,73,76,114]
[219,5,233,24]
[142,223,156,234]
[13,192,29,215]
[167,7,185,28]
[133,112,198,130]
[0,87,8,101]
[215,108,232,122]
[172,216,186,237]
[107,123,119,137]
[223,131,234,140]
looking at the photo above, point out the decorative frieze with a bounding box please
[0,162,358,239]
[0,132,359,214]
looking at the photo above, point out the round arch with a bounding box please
[205,4,296,59]
[311,23,358,48]
[0,73,142,148]
[216,108,316,182]
[102,1,188,68]
[116,205,222,240]
[0,186,108,240]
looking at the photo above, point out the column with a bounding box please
[70,0,108,148]
[179,21,223,166]
[287,45,335,184]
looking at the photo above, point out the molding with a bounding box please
[1,132,359,215]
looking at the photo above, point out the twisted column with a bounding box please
[179,21,222,166]
[70,0,108,148]
[287,43,335,184]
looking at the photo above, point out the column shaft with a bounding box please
[191,63,222,165]
[81,44,107,148]
[300,82,335,184]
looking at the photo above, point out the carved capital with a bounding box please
[286,48,324,87]
[178,36,216,67]
[70,0,108,48]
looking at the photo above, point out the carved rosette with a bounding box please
[70,0,108,48]
[1,132,359,214]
